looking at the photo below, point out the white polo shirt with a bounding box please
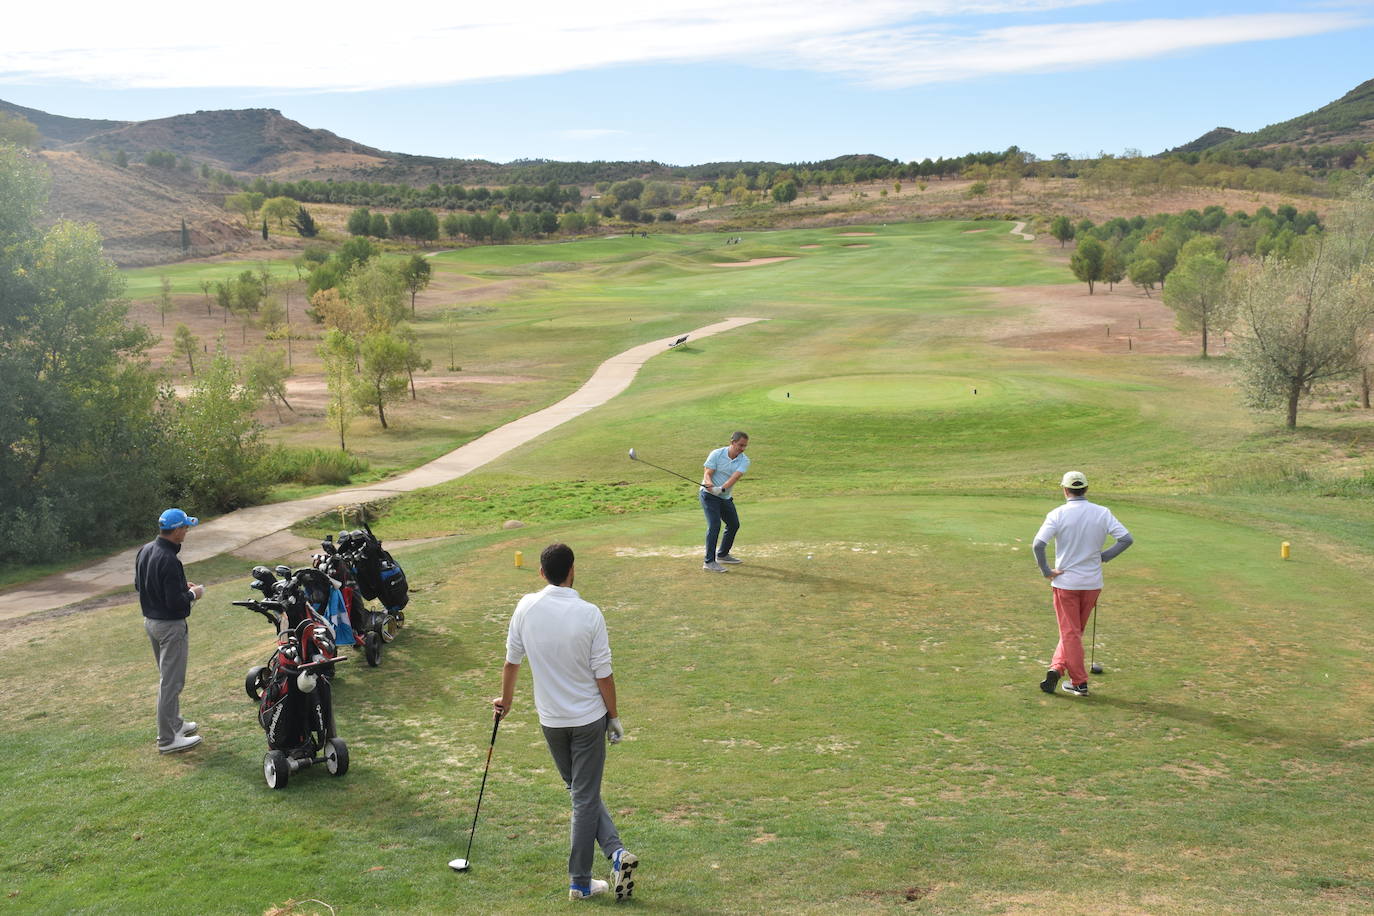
[506,584,613,728]
[1034,498,1130,591]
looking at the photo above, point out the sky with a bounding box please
[3,0,1372,166]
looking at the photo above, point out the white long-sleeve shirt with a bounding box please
[1033,497,1131,590]
[506,584,613,728]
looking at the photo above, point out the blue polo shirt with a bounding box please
[703,446,750,499]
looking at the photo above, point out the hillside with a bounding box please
[70,108,390,174]
[1171,77,1374,153]
[0,98,128,146]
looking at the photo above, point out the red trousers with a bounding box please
[1051,587,1101,685]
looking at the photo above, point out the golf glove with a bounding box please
[607,717,624,744]
[709,486,723,496]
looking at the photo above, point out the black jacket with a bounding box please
[134,536,193,620]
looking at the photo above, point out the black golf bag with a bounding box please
[342,523,409,613]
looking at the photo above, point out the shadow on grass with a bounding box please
[1093,694,1342,754]
[726,562,917,599]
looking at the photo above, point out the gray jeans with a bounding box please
[145,617,189,745]
[541,715,623,885]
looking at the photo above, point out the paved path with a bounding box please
[1010,221,1035,241]
[0,317,765,620]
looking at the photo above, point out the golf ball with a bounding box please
[807,554,813,560]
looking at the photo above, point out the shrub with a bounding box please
[263,446,370,486]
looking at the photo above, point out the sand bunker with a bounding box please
[838,232,876,237]
[712,257,798,267]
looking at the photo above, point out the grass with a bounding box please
[5,221,1373,913]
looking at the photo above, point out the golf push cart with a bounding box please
[311,522,409,668]
[235,565,349,790]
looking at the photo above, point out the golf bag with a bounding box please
[342,524,409,613]
[235,565,350,789]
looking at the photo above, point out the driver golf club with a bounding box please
[627,448,701,488]
[449,710,502,873]
[1089,600,1104,675]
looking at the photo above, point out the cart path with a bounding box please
[0,317,766,620]
[1010,221,1035,240]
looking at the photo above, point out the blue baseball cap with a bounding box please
[158,508,199,530]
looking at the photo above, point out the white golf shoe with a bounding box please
[569,878,609,900]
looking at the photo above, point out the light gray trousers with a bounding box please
[145,617,189,745]
[541,715,623,885]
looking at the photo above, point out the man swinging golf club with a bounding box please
[1033,471,1133,697]
[493,543,640,901]
[700,431,750,572]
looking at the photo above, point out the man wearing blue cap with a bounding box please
[135,508,205,753]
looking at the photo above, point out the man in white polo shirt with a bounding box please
[1033,471,1134,697]
[494,543,640,901]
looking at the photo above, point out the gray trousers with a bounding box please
[541,715,622,885]
[145,617,189,745]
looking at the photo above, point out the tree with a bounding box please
[0,112,40,148]
[341,258,407,331]
[771,181,798,204]
[1050,215,1075,247]
[1164,248,1231,356]
[401,254,432,317]
[170,342,267,510]
[395,323,432,399]
[355,330,410,428]
[262,196,298,228]
[1102,243,1126,291]
[173,323,199,375]
[367,212,390,238]
[291,206,319,238]
[1127,258,1162,297]
[347,207,372,236]
[200,279,214,316]
[244,345,294,418]
[319,329,358,450]
[158,275,173,327]
[225,191,265,228]
[1070,237,1106,294]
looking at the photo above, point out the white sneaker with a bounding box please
[569,878,609,900]
[611,849,639,901]
[158,733,202,754]
[703,561,727,572]
[716,554,742,564]
[155,721,199,744]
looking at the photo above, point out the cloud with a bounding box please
[0,3,1363,92]
[790,12,1368,87]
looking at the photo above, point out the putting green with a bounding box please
[766,373,1010,409]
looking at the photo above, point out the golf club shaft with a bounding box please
[632,453,702,487]
[461,712,502,865]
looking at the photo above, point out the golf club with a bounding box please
[627,448,701,488]
[1089,600,1104,675]
[449,710,502,873]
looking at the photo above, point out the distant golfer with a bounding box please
[134,508,205,753]
[493,543,640,901]
[1033,472,1133,697]
[700,431,750,572]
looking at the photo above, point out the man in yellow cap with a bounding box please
[1032,472,1133,697]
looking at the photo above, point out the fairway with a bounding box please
[5,222,1373,914]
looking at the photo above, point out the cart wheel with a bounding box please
[245,666,268,702]
[264,750,290,789]
[364,631,382,667]
[326,738,349,777]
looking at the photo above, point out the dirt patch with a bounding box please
[799,244,822,249]
[842,244,871,249]
[981,283,1199,356]
[711,257,798,267]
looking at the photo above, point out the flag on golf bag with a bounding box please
[347,526,409,612]
[326,586,356,647]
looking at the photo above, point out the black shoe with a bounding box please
[1039,669,1061,694]
[1062,682,1089,697]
